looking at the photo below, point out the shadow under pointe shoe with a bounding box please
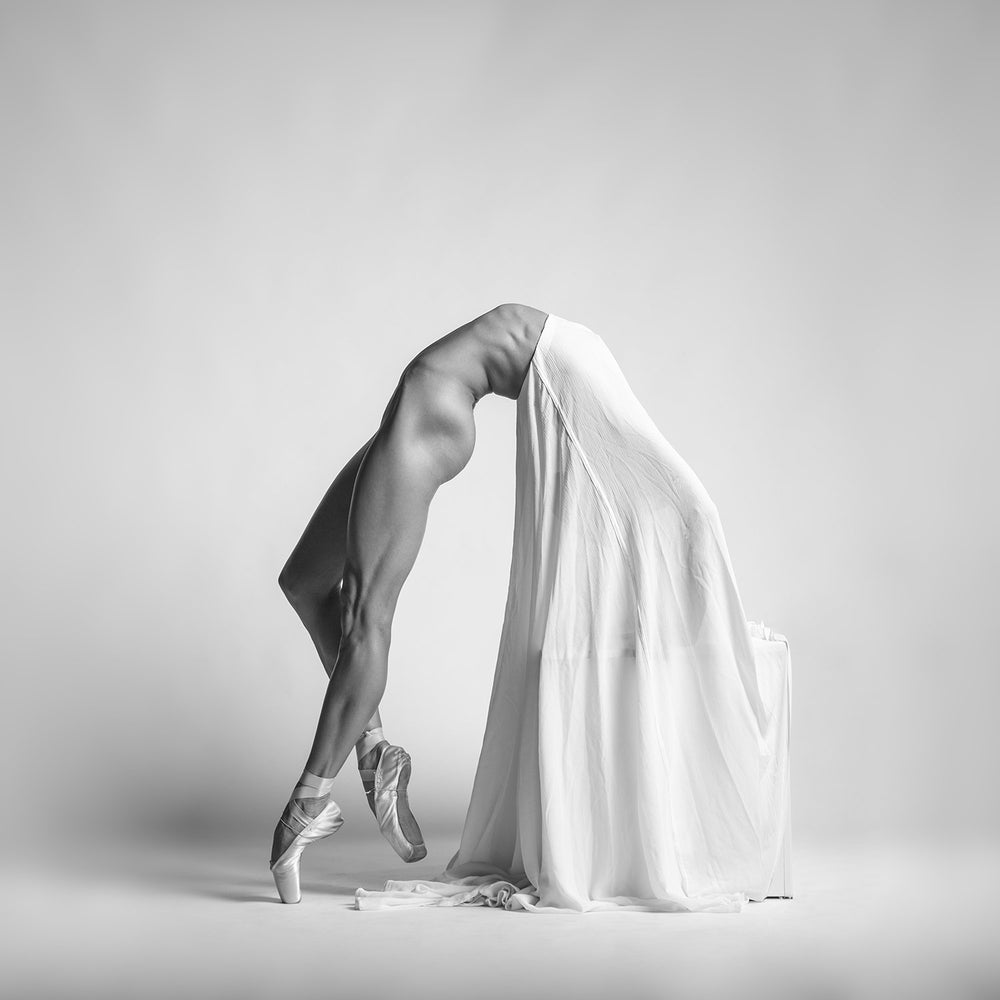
[270,770,344,904]
[357,729,427,863]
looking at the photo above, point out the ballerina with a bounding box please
[270,304,549,903]
[270,303,791,912]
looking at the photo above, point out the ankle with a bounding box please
[355,726,387,770]
[358,741,388,772]
[293,769,337,799]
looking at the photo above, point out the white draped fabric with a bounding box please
[356,313,791,913]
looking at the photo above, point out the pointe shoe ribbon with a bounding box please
[357,730,427,864]
[270,770,344,904]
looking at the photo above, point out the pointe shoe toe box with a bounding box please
[366,745,426,863]
[270,799,344,904]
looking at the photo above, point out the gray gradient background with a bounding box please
[3,0,998,866]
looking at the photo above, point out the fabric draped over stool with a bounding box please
[356,313,792,914]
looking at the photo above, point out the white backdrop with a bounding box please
[2,1,998,851]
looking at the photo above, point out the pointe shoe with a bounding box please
[357,730,427,863]
[270,770,344,904]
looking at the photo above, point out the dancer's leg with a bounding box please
[271,420,436,862]
[277,432,382,731]
[303,420,436,778]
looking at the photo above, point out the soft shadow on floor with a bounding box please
[6,836,1000,1000]
[48,830,450,906]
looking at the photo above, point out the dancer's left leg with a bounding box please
[271,416,438,874]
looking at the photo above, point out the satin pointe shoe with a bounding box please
[357,728,427,863]
[270,770,344,904]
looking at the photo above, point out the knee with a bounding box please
[278,562,331,615]
[338,572,393,649]
[340,600,393,650]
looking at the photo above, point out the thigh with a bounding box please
[339,423,438,634]
[281,432,378,596]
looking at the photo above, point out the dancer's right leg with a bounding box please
[300,420,436,780]
[271,418,437,888]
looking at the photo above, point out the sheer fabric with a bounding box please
[356,314,790,913]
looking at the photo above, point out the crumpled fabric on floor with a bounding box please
[356,313,788,914]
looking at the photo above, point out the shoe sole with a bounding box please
[394,757,427,863]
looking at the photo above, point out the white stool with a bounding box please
[748,620,793,899]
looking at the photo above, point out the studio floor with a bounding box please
[3,832,998,1000]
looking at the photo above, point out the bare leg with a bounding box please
[303,422,436,776]
[273,432,390,875]
[277,433,383,730]
[271,415,437,863]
